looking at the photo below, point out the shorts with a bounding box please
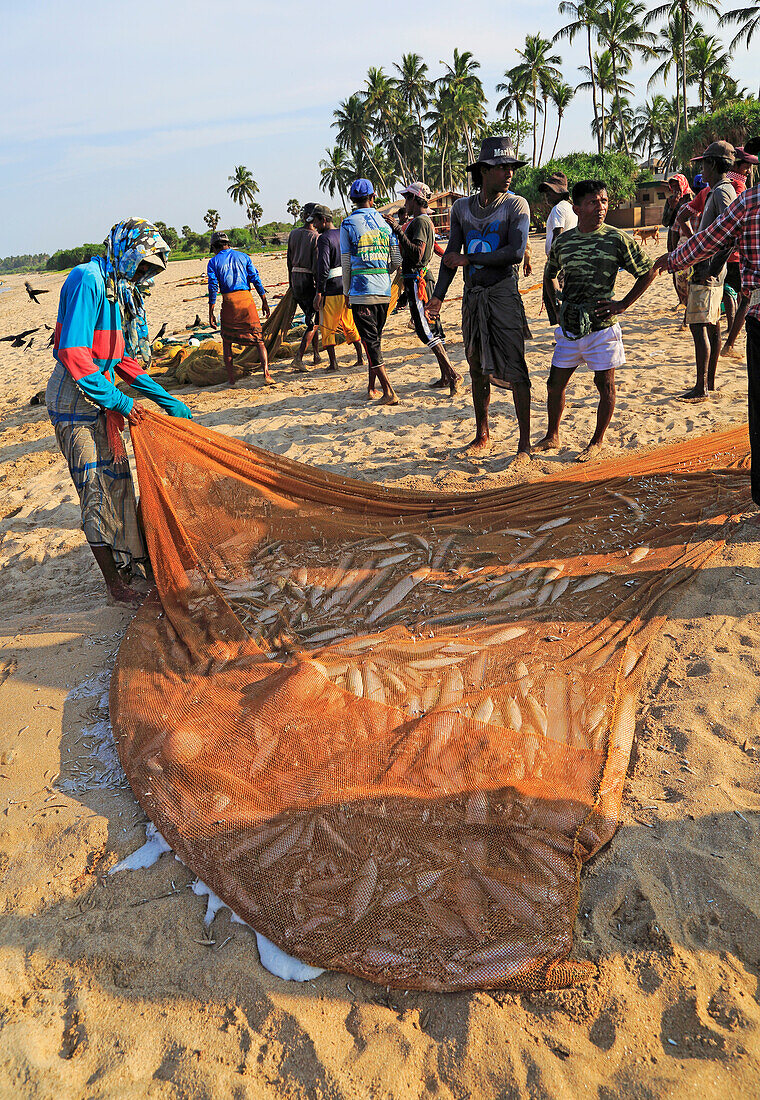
[405,273,444,350]
[351,302,388,368]
[291,273,317,329]
[320,294,360,347]
[552,323,626,372]
[725,262,742,296]
[685,284,723,326]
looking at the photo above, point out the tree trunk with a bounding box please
[550,112,563,161]
[538,96,549,166]
[610,51,631,154]
[418,110,426,184]
[600,85,606,152]
[361,137,389,197]
[462,122,475,166]
[532,79,538,166]
[587,26,602,154]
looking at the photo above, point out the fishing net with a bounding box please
[111,418,751,991]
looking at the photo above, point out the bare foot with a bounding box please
[721,345,742,359]
[464,436,491,455]
[367,388,378,399]
[513,449,532,467]
[576,442,605,464]
[379,391,399,406]
[429,377,448,388]
[312,356,322,365]
[678,387,708,402]
[107,582,144,608]
[534,435,560,453]
[264,374,274,385]
[449,373,461,396]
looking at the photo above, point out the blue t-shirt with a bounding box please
[340,208,396,303]
[207,249,266,306]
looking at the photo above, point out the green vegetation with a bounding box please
[46,243,104,271]
[0,253,49,275]
[513,152,643,227]
[676,99,760,162]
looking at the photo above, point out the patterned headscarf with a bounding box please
[104,218,170,364]
[667,174,692,202]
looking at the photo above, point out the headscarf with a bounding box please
[666,174,691,204]
[103,218,170,364]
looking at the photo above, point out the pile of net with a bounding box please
[111,418,752,990]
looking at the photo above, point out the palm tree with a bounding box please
[363,66,412,181]
[687,34,731,112]
[606,96,635,148]
[203,209,220,232]
[227,167,258,219]
[495,74,530,156]
[719,0,760,47]
[509,35,563,166]
[645,0,720,136]
[593,0,656,155]
[247,202,263,238]
[319,147,354,212]
[333,93,390,197]
[577,50,626,152]
[537,73,559,166]
[706,71,748,110]
[548,82,576,161]
[394,53,431,183]
[554,0,603,152]
[286,199,301,224]
[437,50,487,165]
[631,95,671,161]
[425,87,456,193]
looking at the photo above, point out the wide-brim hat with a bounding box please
[399,181,431,202]
[736,143,759,163]
[744,136,760,156]
[538,171,570,198]
[691,140,735,163]
[468,136,528,172]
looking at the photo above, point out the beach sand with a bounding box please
[1,243,759,1097]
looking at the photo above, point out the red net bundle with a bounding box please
[110,416,751,990]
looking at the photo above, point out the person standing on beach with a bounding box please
[207,231,271,386]
[537,180,657,462]
[538,171,577,324]
[311,205,364,372]
[722,146,759,358]
[383,181,460,395]
[653,135,760,504]
[46,219,192,606]
[340,178,402,405]
[426,137,532,461]
[662,174,694,308]
[678,141,737,400]
[287,203,321,370]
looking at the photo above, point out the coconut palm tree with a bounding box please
[247,202,263,239]
[319,146,354,212]
[495,74,530,156]
[548,82,576,161]
[509,35,563,166]
[425,87,457,193]
[363,66,412,181]
[593,0,656,155]
[554,0,603,152]
[394,53,431,183]
[687,34,731,112]
[436,49,487,165]
[227,167,258,219]
[333,93,389,196]
[645,0,720,136]
[577,50,627,152]
[705,71,748,110]
[631,94,671,161]
[719,0,760,48]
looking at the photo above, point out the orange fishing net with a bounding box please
[111,417,752,991]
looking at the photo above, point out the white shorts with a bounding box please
[552,323,626,372]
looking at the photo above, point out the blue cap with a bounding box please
[349,178,374,201]
[693,172,706,191]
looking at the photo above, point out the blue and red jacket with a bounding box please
[52,256,187,422]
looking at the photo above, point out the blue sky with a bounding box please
[1,0,756,256]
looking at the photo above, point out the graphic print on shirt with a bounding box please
[356,220,392,271]
[464,221,503,268]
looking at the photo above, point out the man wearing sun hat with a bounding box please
[340,178,402,404]
[383,181,460,395]
[426,137,532,461]
[655,135,760,503]
[539,171,578,257]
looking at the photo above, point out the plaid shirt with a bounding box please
[668,183,760,320]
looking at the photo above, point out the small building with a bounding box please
[377,190,465,238]
[607,178,669,230]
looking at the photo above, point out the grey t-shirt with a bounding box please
[693,179,736,284]
[433,192,530,299]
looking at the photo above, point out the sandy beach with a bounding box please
[1,242,759,1097]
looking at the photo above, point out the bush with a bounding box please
[676,100,760,164]
[0,253,49,274]
[46,243,104,271]
[512,152,643,222]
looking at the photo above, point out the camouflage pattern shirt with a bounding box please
[545,223,652,335]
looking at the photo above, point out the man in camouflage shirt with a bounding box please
[537,179,658,462]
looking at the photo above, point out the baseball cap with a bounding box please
[399,181,431,202]
[349,178,374,201]
[210,231,230,248]
[311,203,332,220]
